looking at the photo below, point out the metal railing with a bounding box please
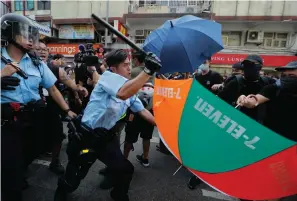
[1,1,11,17]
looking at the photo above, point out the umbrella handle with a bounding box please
[173,165,183,176]
[91,14,147,56]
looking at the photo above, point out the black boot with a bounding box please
[54,186,68,201]
[99,175,113,190]
[187,176,201,190]
[110,189,129,201]
[98,166,108,176]
[49,160,65,175]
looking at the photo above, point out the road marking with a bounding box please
[33,159,51,167]
[151,137,159,143]
[202,189,239,201]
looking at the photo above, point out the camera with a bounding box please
[74,43,98,64]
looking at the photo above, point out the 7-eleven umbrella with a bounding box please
[153,78,297,200]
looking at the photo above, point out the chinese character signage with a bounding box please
[211,53,297,67]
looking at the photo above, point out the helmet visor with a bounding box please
[12,22,39,48]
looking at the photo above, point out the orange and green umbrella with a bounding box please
[153,78,297,200]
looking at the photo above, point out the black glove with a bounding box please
[1,76,20,90]
[144,52,162,76]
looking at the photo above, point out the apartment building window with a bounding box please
[139,0,145,7]
[145,0,157,6]
[15,0,34,11]
[169,0,187,7]
[263,32,288,48]
[38,0,51,10]
[158,0,169,6]
[135,29,152,44]
[188,1,197,6]
[222,31,242,46]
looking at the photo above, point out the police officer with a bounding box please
[1,13,76,201]
[54,49,161,201]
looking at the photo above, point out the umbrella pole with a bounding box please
[173,165,183,176]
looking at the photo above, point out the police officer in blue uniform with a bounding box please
[54,49,161,201]
[1,13,76,201]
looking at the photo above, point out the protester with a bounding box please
[218,55,275,122]
[194,57,223,94]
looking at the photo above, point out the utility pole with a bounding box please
[104,0,110,47]
[23,0,26,16]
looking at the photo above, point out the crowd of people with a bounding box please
[1,13,297,201]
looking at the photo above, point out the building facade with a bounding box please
[4,0,297,72]
[125,0,297,74]
[1,1,11,16]
[7,0,131,59]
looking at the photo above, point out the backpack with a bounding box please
[235,75,269,94]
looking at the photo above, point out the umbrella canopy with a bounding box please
[142,15,223,74]
[153,78,297,200]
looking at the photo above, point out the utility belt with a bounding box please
[1,100,46,126]
[80,123,116,143]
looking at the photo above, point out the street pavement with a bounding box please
[24,126,297,201]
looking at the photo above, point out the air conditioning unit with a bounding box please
[101,36,113,44]
[246,30,264,44]
[170,7,177,13]
[186,7,194,13]
[135,30,144,36]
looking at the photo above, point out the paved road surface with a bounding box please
[24,126,297,201]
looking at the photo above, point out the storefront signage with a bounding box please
[114,20,128,37]
[47,43,103,56]
[59,25,94,39]
[211,53,297,67]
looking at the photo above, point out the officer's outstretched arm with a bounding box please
[117,72,151,100]
[117,53,161,100]
[47,85,77,118]
[138,109,156,126]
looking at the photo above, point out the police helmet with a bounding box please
[275,61,297,71]
[1,13,39,50]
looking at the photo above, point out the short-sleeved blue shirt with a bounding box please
[82,71,144,130]
[1,47,57,104]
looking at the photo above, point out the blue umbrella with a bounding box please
[142,15,224,74]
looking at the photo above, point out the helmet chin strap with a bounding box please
[9,39,30,53]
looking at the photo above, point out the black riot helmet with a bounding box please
[1,13,39,52]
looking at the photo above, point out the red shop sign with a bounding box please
[211,53,297,67]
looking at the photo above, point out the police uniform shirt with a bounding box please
[82,70,145,130]
[1,47,57,104]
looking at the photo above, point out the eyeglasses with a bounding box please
[36,48,48,52]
